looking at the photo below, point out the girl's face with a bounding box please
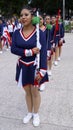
[20,9,32,26]
[39,16,44,26]
[51,17,56,24]
[45,16,50,24]
[0,20,2,24]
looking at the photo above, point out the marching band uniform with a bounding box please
[52,24,60,47]
[2,26,11,48]
[57,19,65,61]
[0,19,3,53]
[39,25,52,60]
[11,27,48,87]
[46,24,55,75]
[52,19,65,63]
[40,23,54,77]
[51,20,60,65]
[59,20,65,47]
[46,25,53,60]
[39,26,49,91]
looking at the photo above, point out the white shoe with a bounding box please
[54,61,58,66]
[39,84,46,91]
[23,113,32,124]
[48,70,52,76]
[57,57,61,61]
[33,113,40,127]
[8,46,11,49]
[6,48,9,51]
[0,51,3,54]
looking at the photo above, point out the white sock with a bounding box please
[33,113,39,117]
[28,112,32,115]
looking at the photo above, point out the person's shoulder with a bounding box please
[39,29,46,34]
[39,29,43,32]
[15,29,20,33]
[13,29,20,35]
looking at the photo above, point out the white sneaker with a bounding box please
[33,113,40,127]
[48,70,52,76]
[0,51,3,54]
[23,113,32,124]
[39,84,46,91]
[54,61,58,66]
[8,46,11,49]
[6,48,9,51]
[57,57,61,61]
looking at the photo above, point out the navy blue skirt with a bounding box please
[16,61,49,87]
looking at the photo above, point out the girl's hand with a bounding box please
[35,73,42,83]
[32,47,40,54]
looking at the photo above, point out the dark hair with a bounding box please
[0,17,2,21]
[45,15,50,18]
[21,5,34,15]
[51,15,56,18]
[39,12,44,18]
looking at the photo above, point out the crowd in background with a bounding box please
[0,16,22,53]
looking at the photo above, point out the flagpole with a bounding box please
[63,0,65,21]
[28,0,32,5]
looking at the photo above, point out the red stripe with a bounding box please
[21,27,36,39]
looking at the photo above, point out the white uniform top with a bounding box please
[7,24,14,33]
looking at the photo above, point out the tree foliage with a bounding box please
[0,0,27,17]
[0,0,73,17]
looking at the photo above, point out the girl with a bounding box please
[39,13,49,91]
[11,5,48,127]
[45,15,53,76]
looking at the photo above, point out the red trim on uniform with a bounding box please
[51,49,53,55]
[38,71,43,78]
[47,56,51,61]
[31,49,34,56]
[40,68,47,71]
[34,79,39,86]
[19,60,34,66]
[21,27,36,39]
[16,80,49,87]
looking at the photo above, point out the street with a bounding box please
[0,33,73,130]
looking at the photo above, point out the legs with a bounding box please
[31,86,41,113]
[24,85,33,113]
[23,85,41,113]
[0,38,3,53]
[47,58,52,76]
[23,85,41,126]
[55,46,59,62]
[58,45,62,60]
[54,46,59,66]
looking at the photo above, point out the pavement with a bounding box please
[0,33,73,130]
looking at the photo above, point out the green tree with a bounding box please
[0,0,27,17]
[0,0,73,18]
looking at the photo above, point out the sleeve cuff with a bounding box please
[60,38,64,42]
[47,50,51,57]
[50,40,54,44]
[39,69,47,77]
[24,49,34,57]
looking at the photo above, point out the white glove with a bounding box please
[47,50,51,57]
